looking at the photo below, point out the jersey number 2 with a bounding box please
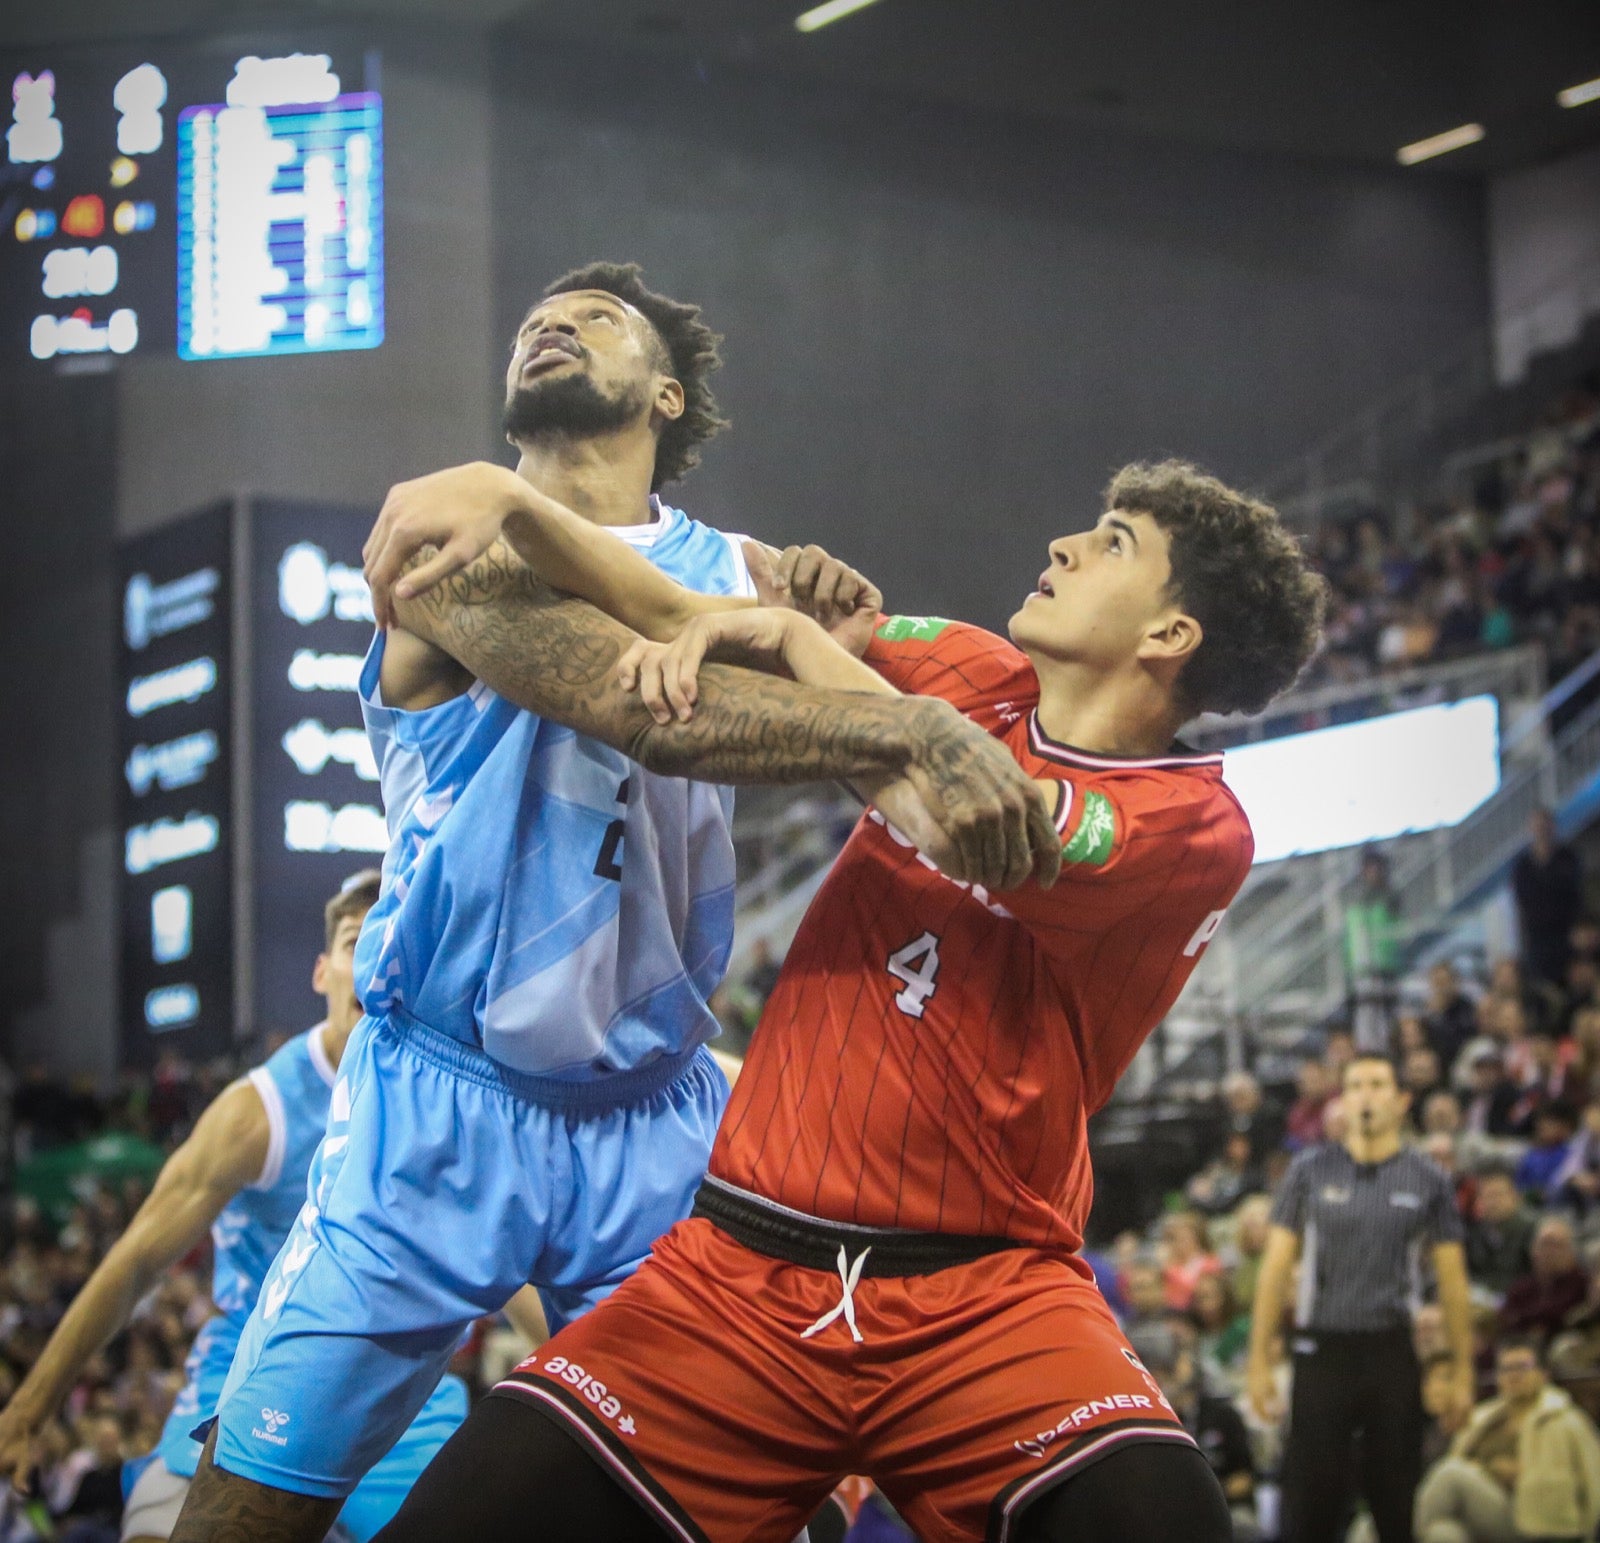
[594,778,630,882]
[887,931,941,1018]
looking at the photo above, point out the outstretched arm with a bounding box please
[392,545,1060,891]
[363,461,750,640]
[615,607,1069,846]
[0,1080,268,1489]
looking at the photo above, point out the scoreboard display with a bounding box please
[249,499,383,1039]
[118,505,235,1061]
[118,498,383,1062]
[2,44,382,366]
[177,92,383,358]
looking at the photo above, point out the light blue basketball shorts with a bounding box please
[152,1312,466,1537]
[211,1009,728,1498]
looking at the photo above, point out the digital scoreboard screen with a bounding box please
[249,500,383,1039]
[177,92,382,358]
[4,53,174,363]
[117,504,235,1064]
[2,45,382,366]
[118,498,387,1059]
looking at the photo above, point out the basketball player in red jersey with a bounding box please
[376,460,1327,1543]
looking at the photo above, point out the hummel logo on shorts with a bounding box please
[252,1408,292,1446]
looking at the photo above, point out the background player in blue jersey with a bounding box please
[175,263,1058,1543]
[0,873,535,1542]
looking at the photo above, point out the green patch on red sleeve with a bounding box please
[1062,788,1117,866]
[875,615,955,642]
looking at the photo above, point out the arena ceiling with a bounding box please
[3,0,1599,174]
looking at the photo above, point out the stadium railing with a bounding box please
[1184,644,1544,753]
[1185,645,1600,1033]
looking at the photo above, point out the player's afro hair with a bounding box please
[1107,460,1328,718]
[543,261,729,491]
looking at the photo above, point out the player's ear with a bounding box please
[652,375,685,425]
[311,952,329,995]
[1138,609,1202,666]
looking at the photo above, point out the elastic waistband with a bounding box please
[692,1175,1019,1278]
[381,1008,705,1110]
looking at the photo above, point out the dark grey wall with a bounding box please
[0,369,117,1045]
[493,41,1490,630]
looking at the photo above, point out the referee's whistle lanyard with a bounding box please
[801,1245,873,1343]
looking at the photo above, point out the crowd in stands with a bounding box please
[0,1056,223,1540]
[0,1179,189,1541]
[1305,376,1600,699]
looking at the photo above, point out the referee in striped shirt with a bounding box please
[1247,1054,1473,1543]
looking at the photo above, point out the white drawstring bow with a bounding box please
[800,1245,871,1344]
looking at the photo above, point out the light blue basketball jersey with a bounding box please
[354,497,755,1081]
[158,1023,340,1478]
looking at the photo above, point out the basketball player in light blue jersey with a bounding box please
[177,263,1060,1542]
[0,873,539,1541]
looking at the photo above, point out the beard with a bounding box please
[502,369,649,446]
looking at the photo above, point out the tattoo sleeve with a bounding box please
[393,540,953,785]
[169,1432,342,1543]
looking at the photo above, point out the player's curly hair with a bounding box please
[1107,460,1327,718]
[543,261,729,491]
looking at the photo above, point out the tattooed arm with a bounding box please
[171,1427,341,1543]
[363,460,751,638]
[391,542,1060,891]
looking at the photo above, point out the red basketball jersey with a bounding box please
[709,616,1255,1250]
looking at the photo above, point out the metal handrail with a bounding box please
[1505,643,1600,752]
[1186,644,1545,751]
[1215,689,1600,1019]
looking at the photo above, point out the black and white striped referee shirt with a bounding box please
[1269,1143,1463,1333]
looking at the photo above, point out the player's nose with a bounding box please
[1047,536,1075,570]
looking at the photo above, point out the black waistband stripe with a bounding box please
[691,1178,1019,1279]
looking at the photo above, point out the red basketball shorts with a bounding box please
[492,1214,1192,1543]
